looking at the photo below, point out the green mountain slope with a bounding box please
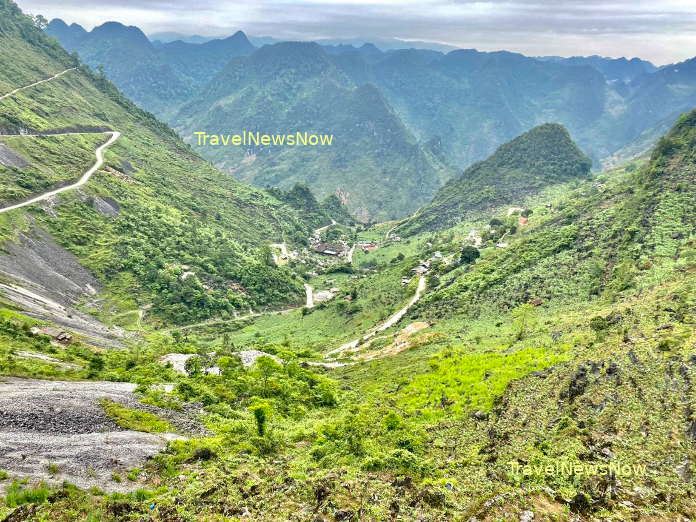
[0,2,317,325]
[174,42,451,222]
[401,123,591,234]
[266,183,354,229]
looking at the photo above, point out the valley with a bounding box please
[0,1,694,520]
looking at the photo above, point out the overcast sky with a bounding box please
[15,0,696,65]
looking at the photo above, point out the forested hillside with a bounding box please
[400,123,592,234]
[0,1,320,326]
[174,42,451,221]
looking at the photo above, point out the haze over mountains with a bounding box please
[45,18,696,221]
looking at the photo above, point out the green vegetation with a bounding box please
[0,133,107,204]
[0,2,695,520]
[100,400,174,433]
[400,123,592,234]
[4,481,50,508]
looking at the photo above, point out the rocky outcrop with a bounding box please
[0,224,124,347]
[0,143,29,168]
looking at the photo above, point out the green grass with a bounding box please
[0,133,107,204]
[100,400,174,433]
[4,480,50,508]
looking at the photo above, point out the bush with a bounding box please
[460,246,480,265]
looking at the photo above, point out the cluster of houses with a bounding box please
[313,242,347,257]
[402,250,446,285]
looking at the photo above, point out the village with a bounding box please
[266,204,536,310]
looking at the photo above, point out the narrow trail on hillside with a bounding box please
[314,219,336,237]
[0,131,121,214]
[0,70,120,214]
[385,222,399,241]
[346,243,356,263]
[0,68,76,101]
[304,283,314,308]
[325,275,426,358]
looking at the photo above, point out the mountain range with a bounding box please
[44,18,696,220]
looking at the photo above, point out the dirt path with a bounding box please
[0,131,121,214]
[0,68,76,102]
[0,378,182,493]
[314,219,336,237]
[304,283,314,308]
[325,275,426,358]
[385,222,399,241]
[346,243,356,263]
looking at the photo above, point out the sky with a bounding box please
[15,0,696,65]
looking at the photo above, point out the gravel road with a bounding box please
[0,378,185,493]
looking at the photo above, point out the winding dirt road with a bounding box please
[0,131,121,214]
[0,71,120,214]
[325,275,426,358]
[304,283,314,308]
[0,68,76,102]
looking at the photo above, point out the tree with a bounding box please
[249,399,273,436]
[460,245,480,265]
[184,355,203,376]
[511,303,537,341]
[32,14,48,29]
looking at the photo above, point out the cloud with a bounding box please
[15,0,696,64]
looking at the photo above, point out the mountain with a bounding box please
[57,21,193,116]
[247,35,459,53]
[173,42,452,222]
[267,183,355,229]
[157,31,255,88]
[359,48,607,167]
[538,55,657,82]
[44,18,87,51]
[0,2,319,329]
[400,123,591,234]
[46,19,696,219]
[45,20,255,118]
